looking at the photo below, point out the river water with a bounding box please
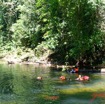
[0,63,105,104]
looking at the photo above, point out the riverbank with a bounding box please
[0,58,74,69]
[0,49,74,68]
[1,58,104,74]
[0,51,105,72]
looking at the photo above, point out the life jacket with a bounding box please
[74,68,79,72]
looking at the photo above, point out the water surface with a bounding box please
[0,64,105,104]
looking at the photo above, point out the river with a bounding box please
[0,63,105,104]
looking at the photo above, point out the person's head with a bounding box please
[60,76,66,80]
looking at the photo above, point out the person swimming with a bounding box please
[76,75,83,81]
[82,75,89,80]
[74,67,79,72]
[76,75,89,81]
[70,66,79,73]
[70,69,76,73]
[59,76,66,80]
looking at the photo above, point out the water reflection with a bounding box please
[0,71,14,94]
[0,64,105,104]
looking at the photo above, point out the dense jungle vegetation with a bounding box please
[0,0,105,66]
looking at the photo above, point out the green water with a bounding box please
[0,64,105,104]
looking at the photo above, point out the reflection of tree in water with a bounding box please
[30,67,60,103]
[0,65,60,104]
[0,72,14,94]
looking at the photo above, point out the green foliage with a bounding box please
[0,0,105,65]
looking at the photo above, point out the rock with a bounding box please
[101,68,105,73]
[7,61,15,64]
[37,77,42,80]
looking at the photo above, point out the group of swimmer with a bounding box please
[62,66,79,73]
[36,66,90,81]
[37,74,90,81]
[59,75,89,81]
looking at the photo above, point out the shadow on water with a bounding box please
[0,64,105,104]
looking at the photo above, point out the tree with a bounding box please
[0,0,105,66]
